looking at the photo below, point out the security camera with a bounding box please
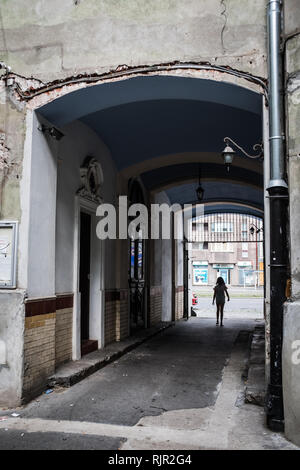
[38,124,64,141]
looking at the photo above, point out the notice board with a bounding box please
[0,221,18,288]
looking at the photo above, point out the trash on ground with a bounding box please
[11,413,20,417]
[45,389,53,394]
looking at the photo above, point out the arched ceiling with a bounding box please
[38,75,262,126]
[37,74,264,209]
[164,181,263,209]
[140,162,263,190]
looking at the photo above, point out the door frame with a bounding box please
[73,196,104,360]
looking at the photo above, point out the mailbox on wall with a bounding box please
[0,221,18,289]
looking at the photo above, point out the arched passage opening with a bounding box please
[22,71,269,412]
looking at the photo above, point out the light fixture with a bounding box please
[249,223,263,235]
[196,164,204,201]
[38,124,64,141]
[221,137,263,172]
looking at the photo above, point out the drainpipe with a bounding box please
[266,0,289,432]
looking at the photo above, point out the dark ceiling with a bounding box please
[38,75,263,210]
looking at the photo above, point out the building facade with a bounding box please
[189,213,264,287]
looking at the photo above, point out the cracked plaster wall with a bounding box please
[282,0,300,448]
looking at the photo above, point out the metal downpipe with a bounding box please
[266,0,289,431]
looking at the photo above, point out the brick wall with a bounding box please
[55,294,73,367]
[175,286,184,320]
[150,286,162,326]
[105,290,129,345]
[104,299,117,345]
[23,299,56,401]
[23,295,73,401]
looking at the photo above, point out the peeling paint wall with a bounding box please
[0,0,268,84]
[0,83,24,220]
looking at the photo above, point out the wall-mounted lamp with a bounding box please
[249,223,263,236]
[221,137,263,172]
[38,124,64,141]
[196,164,204,201]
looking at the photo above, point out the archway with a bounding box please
[22,70,269,415]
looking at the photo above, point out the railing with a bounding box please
[188,213,263,243]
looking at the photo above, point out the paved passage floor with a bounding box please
[0,313,298,450]
[193,296,264,320]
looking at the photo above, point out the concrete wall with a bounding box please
[282,0,300,447]
[0,292,24,407]
[27,112,57,299]
[0,0,268,84]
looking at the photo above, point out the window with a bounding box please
[192,222,208,232]
[210,243,234,252]
[192,242,208,250]
[241,231,248,240]
[241,221,248,240]
[211,222,233,233]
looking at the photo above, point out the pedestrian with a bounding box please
[212,276,230,327]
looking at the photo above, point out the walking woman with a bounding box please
[212,277,230,326]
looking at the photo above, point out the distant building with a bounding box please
[188,213,263,287]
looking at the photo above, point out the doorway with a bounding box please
[219,268,230,285]
[79,211,98,355]
[129,237,145,330]
[128,179,147,332]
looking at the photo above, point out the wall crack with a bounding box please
[0,60,268,107]
[220,0,228,54]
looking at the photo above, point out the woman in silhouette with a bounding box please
[212,276,230,327]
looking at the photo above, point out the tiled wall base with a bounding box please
[23,294,73,401]
[105,290,129,345]
[55,309,73,366]
[175,287,184,320]
[150,286,162,326]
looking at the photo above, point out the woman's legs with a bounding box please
[220,303,225,326]
[216,305,220,325]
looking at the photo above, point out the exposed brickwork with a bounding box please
[175,287,184,320]
[55,307,73,367]
[116,298,129,341]
[23,295,74,400]
[105,300,117,345]
[150,286,162,326]
[105,290,129,345]
[23,312,56,401]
